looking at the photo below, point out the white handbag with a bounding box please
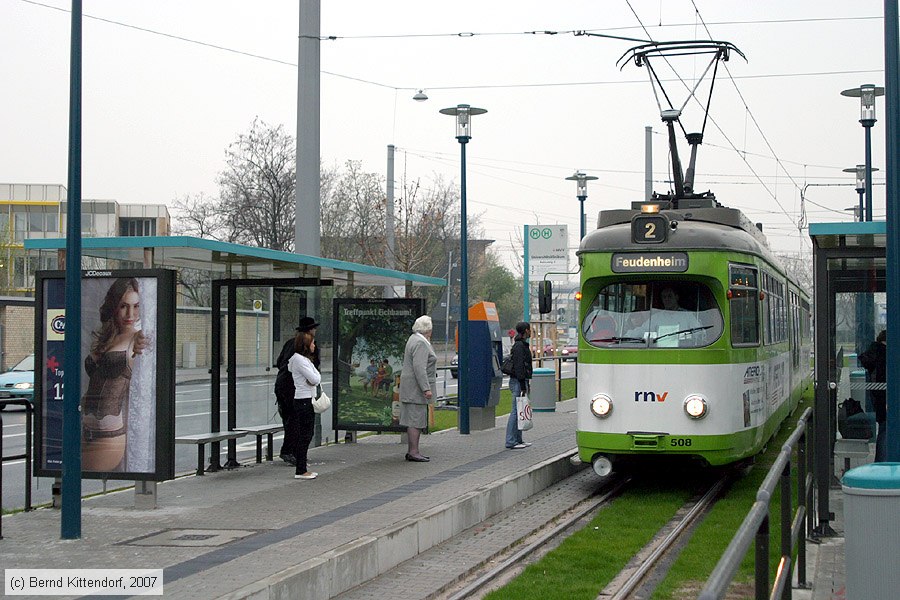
[312,390,331,414]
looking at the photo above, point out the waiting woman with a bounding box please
[288,329,321,480]
[399,315,438,462]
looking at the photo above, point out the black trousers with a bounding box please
[292,398,316,474]
[277,391,296,457]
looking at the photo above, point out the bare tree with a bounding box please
[218,117,296,251]
[171,192,229,241]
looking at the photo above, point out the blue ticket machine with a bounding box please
[464,302,503,430]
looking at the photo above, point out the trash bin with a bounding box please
[530,368,556,412]
[842,463,900,600]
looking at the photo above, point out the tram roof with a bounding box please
[23,236,446,287]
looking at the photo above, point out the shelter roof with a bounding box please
[24,236,445,287]
[808,221,886,250]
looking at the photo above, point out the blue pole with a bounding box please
[458,137,470,435]
[884,0,899,462]
[864,123,875,222]
[523,225,530,323]
[62,0,83,539]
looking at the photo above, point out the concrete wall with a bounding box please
[0,304,35,370]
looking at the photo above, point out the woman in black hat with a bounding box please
[274,316,320,465]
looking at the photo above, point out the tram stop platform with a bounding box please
[1,397,869,600]
[1,400,584,599]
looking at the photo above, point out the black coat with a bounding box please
[859,341,887,423]
[509,336,533,389]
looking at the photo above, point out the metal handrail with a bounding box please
[1,398,34,539]
[699,406,815,600]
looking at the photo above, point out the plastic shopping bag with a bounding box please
[516,395,533,431]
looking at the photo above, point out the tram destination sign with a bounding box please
[611,252,689,273]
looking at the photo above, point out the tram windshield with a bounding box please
[582,280,723,349]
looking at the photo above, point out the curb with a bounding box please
[219,449,582,600]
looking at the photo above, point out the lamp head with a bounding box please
[440,104,487,140]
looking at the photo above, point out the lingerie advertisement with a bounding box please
[35,269,176,481]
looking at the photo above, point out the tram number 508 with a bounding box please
[670,438,692,447]
[631,215,668,244]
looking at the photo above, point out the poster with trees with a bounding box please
[333,297,424,432]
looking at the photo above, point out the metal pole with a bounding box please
[523,225,530,323]
[458,138,470,435]
[645,125,653,201]
[445,250,452,349]
[61,0,83,540]
[864,124,875,221]
[578,195,586,240]
[884,0,900,462]
[384,144,396,298]
[294,0,321,256]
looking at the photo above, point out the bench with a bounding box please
[175,431,248,476]
[233,424,285,464]
[834,438,871,475]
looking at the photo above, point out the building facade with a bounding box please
[0,183,170,294]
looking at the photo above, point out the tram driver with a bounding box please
[624,285,706,346]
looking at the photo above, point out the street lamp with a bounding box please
[843,164,880,220]
[565,171,599,240]
[439,103,487,435]
[841,84,885,221]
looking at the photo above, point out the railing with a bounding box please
[0,398,34,539]
[699,406,814,600]
[436,361,576,405]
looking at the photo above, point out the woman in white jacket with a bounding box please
[288,330,321,480]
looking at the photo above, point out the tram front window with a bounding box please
[583,281,723,349]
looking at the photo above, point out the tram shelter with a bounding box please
[810,221,886,533]
[25,235,445,469]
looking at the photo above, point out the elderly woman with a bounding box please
[399,315,438,462]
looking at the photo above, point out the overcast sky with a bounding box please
[0,0,890,270]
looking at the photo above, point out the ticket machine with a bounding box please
[463,301,503,430]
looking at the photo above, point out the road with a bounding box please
[2,361,574,511]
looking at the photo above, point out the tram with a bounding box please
[542,41,812,478]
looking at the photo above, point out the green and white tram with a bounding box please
[569,200,812,477]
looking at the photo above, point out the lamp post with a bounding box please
[841,84,885,221]
[439,103,487,435]
[565,171,599,240]
[843,165,880,221]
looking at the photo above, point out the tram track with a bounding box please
[443,468,735,600]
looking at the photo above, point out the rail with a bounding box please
[698,406,815,600]
[0,399,34,539]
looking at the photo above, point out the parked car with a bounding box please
[0,354,35,408]
[532,339,555,357]
[560,344,578,361]
[450,354,458,378]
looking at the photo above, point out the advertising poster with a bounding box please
[333,298,424,433]
[35,269,176,481]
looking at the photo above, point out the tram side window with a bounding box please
[729,265,759,346]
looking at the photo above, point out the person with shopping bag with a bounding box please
[506,321,534,449]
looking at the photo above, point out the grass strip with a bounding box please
[484,480,693,600]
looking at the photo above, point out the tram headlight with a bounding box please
[683,394,708,419]
[590,394,613,418]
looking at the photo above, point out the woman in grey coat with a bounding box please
[399,315,438,462]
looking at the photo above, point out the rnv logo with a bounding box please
[634,391,668,402]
